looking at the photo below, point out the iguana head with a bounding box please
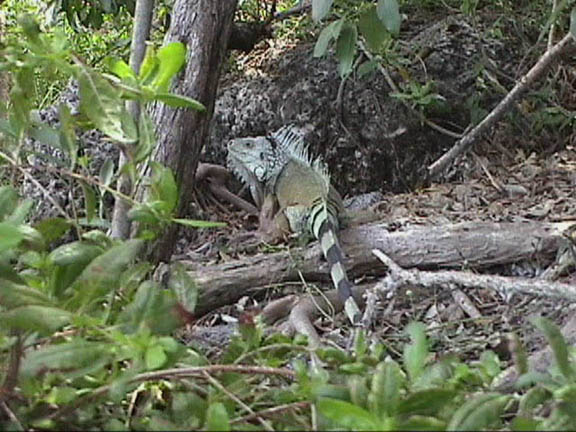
[227,135,284,183]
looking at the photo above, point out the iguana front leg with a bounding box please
[258,194,292,244]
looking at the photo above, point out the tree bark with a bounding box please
[184,221,571,316]
[145,0,238,262]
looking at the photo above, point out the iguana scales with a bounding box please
[227,125,361,325]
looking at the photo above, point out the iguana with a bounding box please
[227,125,361,326]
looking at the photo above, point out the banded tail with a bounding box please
[309,199,361,325]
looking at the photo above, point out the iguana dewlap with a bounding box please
[227,125,361,325]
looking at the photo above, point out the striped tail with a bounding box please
[309,201,361,325]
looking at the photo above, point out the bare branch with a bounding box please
[428,33,574,178]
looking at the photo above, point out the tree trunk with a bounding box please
[111,0,155,240]
[0,10,7,114]
[145,0,238,262]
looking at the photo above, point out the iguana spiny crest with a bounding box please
[227,125,361,326]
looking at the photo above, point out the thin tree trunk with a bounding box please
[144,0,238,263]
[110,0,155,239]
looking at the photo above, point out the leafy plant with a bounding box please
[0,16,217,236]
[391,80,447,115]
[312,0,401,78]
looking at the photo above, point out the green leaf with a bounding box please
[398,389,458,416]
[0,118,16,139]
[335,23,358,78]
[81,229,112,246]
[6,199,32,225]
[0,222,24,253]
[118,280,180,335]
[358,6,388,51]
[171,392,204,427]
[478,350,501,382]
[314,19,344,58]
[369,360,403,417]
[110,58,137,81]
[313,384,350,401]
[19,15,44,50]
[49,241,103,266]
[0,305,72,334]
[29,124,61,150]
[70,239,143,307]
[46,386,78,405]
[347,376,369,408]
[398,416,446,431]
[312,0,334,22]
[354,329,368,357]
[0,186,18,221]
[21,340,112,377]
[34,216,71,243]
[73,239,142,284]
[18,225,45,250]
[149,163,178,214]
[403,322,428,383]
[0,263,26,284]
[153,92,206,111]
[77,63,137,144]
[377,0,401,35]
[532,316,575,380]
[120,104,139,145]
[153,42,187,92]
[134,110,156,163]
[10,69,35,136]
[317,398,380,430]
[145,344,167,370]
[80,181,97,223]
[169,262,198,314]
[139,45,159,85]
[511,416,541,431]
[555,384,576,403]
[99,159,115,192]
[128,205,160,224]
[204,402,230,432]
[447,393,509,431]
[518,386,551,414]
[0,280,53,309]
[58,104,78,169]
[172,218,226,228]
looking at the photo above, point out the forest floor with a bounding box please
[185,139,576,361]
[180,24,576,361]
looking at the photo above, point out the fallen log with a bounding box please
[184,220,573,316]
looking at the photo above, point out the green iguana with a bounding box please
[227,125,361,325]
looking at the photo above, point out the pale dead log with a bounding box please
[186,221,572,316]
[372,249,576,303]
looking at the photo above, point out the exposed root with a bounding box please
[261,287,367,349]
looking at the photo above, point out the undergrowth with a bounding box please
[1,1,576,430]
